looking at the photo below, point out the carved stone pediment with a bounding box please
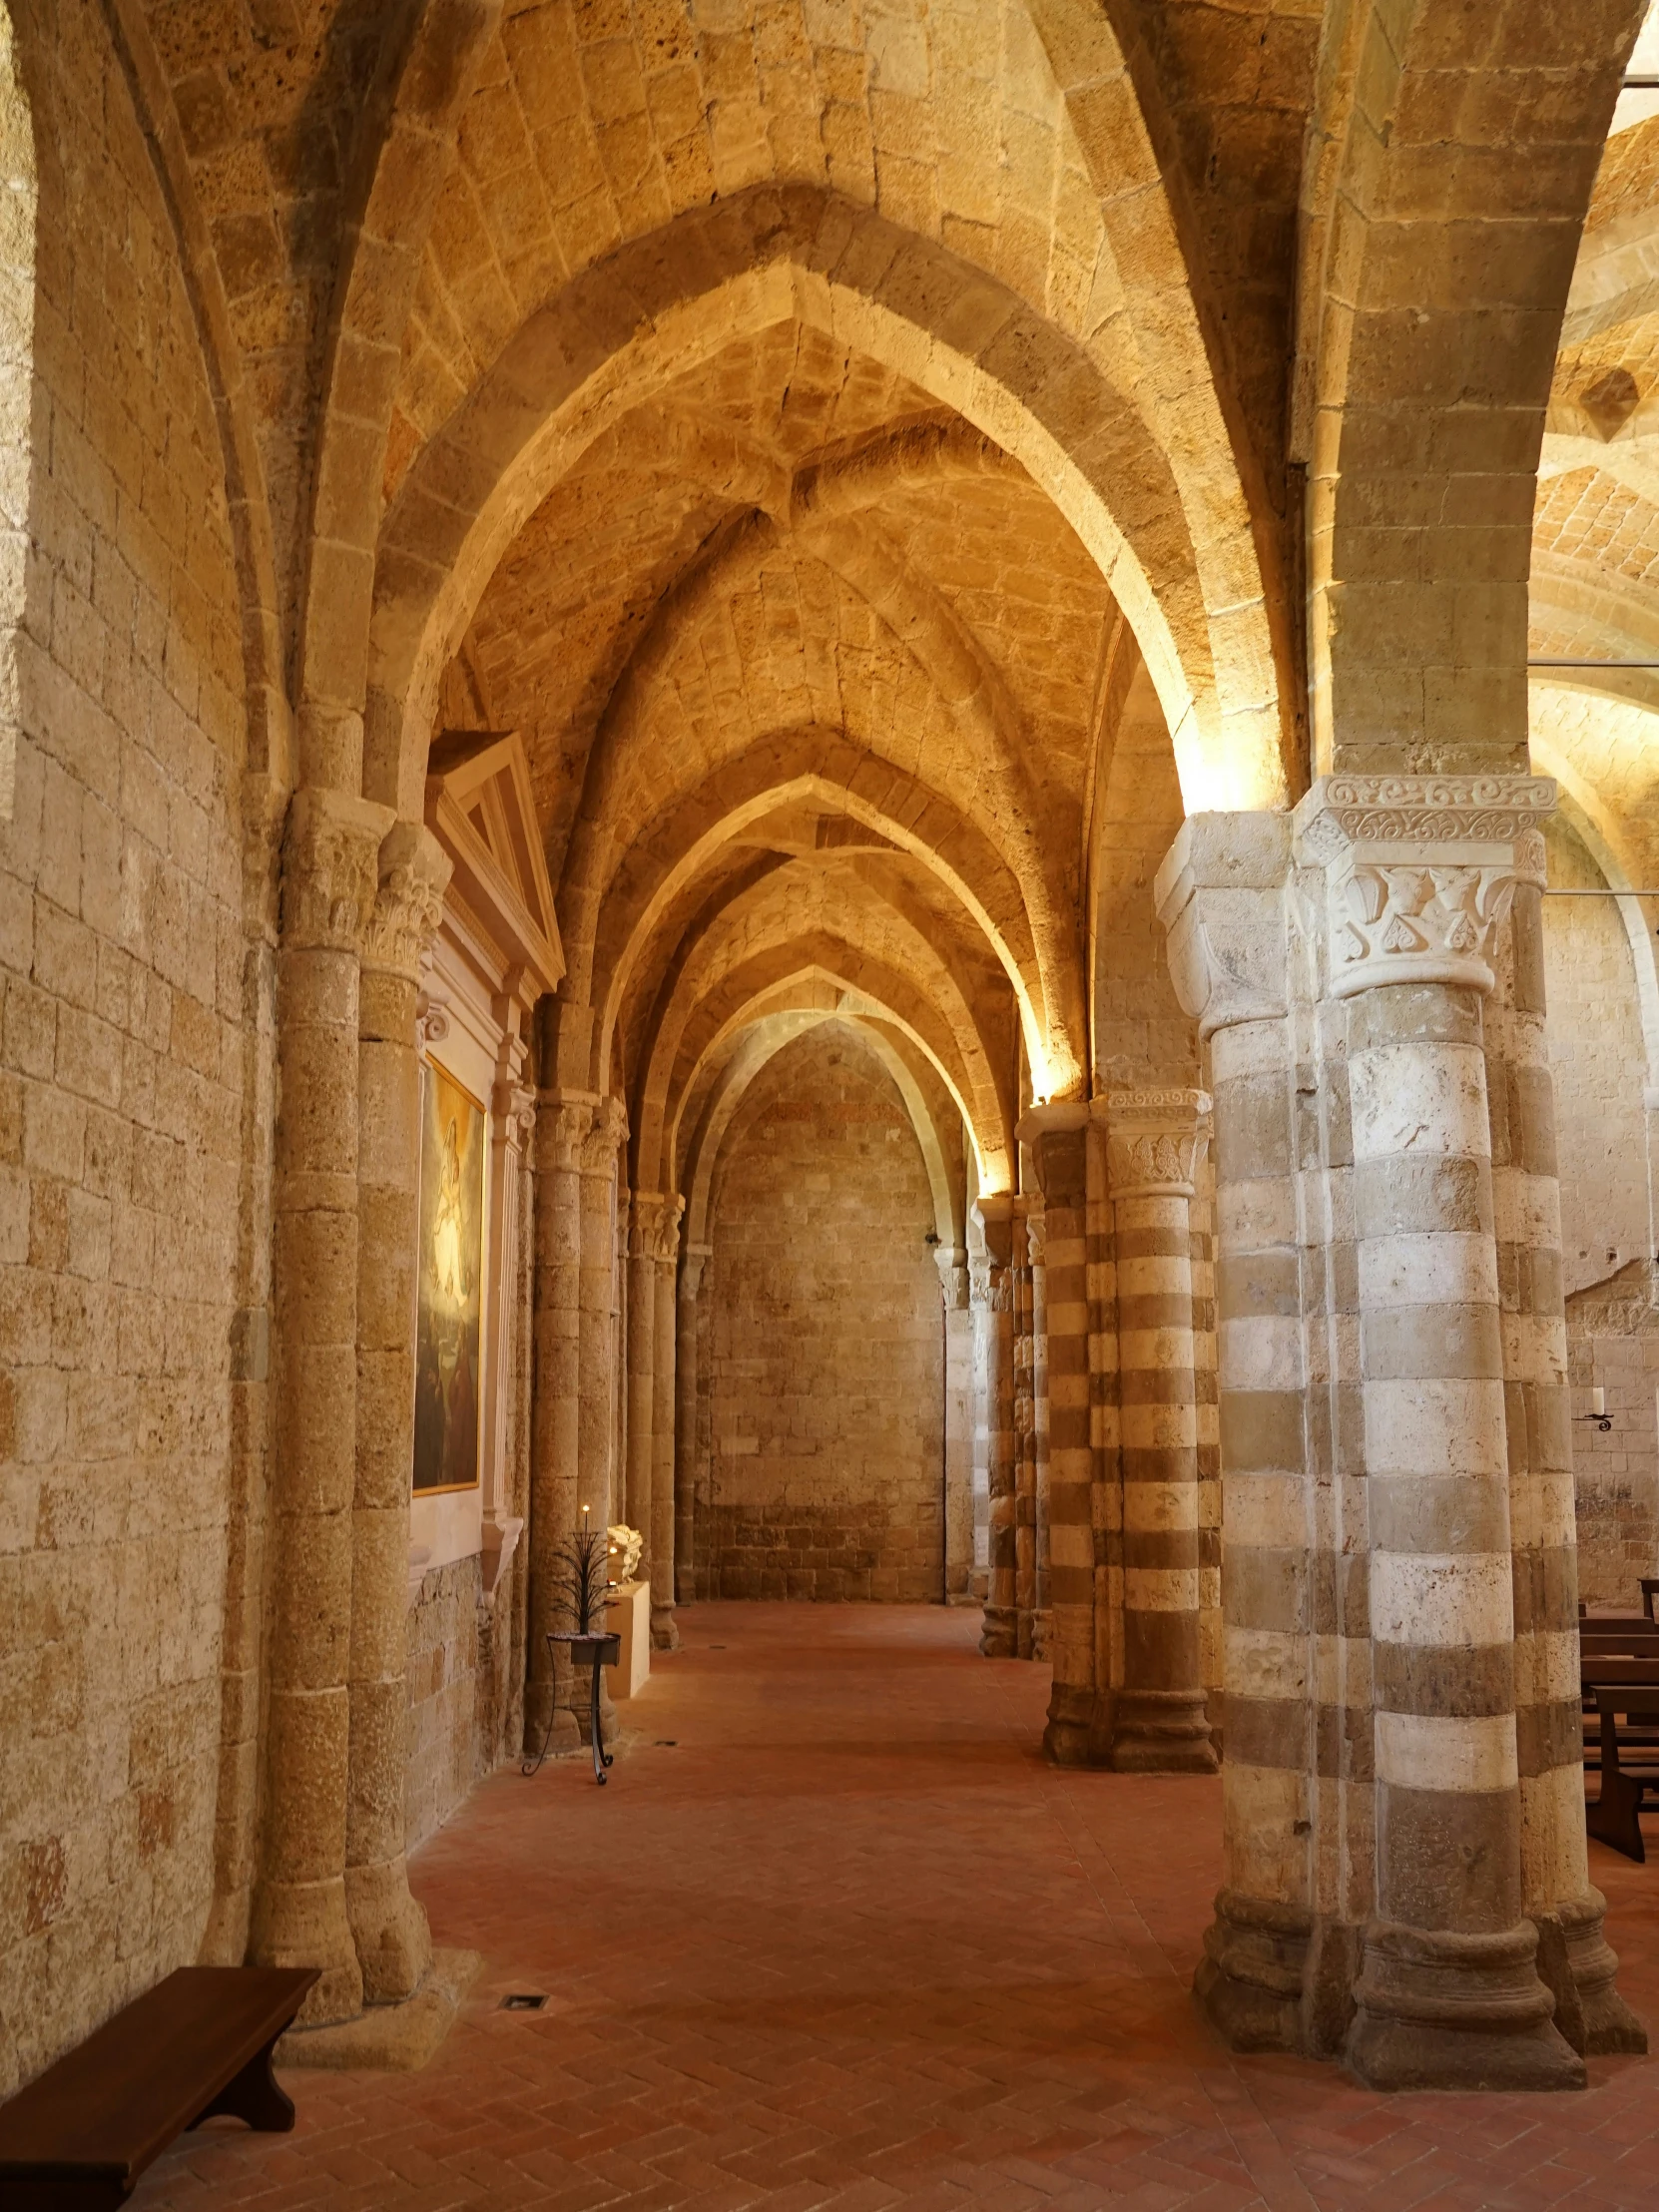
[426,729,565,1004]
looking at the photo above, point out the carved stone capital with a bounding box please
[535,1089,594,1173]
[279,788,392,954]
[1294,775,1553,1001]
[414,990,449,1050]
[933,1246,969,1310]
[631,1190,684,1266]
[1105,1087,1211,1200]
[1154,812,1293,1039]
[362,822,451,981]
[1023,1209,1047,1269]
[580,1095,628,1175]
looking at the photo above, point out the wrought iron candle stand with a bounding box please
[523,1506,621,1784]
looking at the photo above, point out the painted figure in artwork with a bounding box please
[413,1065,486,1493]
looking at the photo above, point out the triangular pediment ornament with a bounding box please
[425,729,564,998]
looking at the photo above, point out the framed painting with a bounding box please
[412,1060,487,1494]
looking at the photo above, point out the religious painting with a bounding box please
[412,1061,487,1493]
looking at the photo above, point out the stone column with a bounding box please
[579,1101,627,1531]
[935,1248,974,1602]
[253,786,389,2026]
[627,1193,662,1605]
[651,1194,685,1649]
[1019,1108,1094,1763]
[975,1196,1017,1656]
[1299,774,1580,2092]
[678,1243,712,1607]
[1103,1089,1217,1775]
[1160,814,1328,2050]
[526,1090,592,1756]
[347,823,448,2003]
[1489,854,1644,2056]
[1012,1199,1038,1658]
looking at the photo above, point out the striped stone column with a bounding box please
[1013,1199,1038,1658]
[253,787,389,2027]
[1300,774,1580,2092]
[348,823,447,2003]
[526,1091,591,1755]
[1020,1109,1094,1762]
[1488,855,1643,2055]
[1104,1089,1217,1774]
[975,1196,1017,1657]
[651,1194,685,1650]
[1158,813,1313,2049]
[1086,1117,1121,1751]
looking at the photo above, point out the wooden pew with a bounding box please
[1586,1685,1659,1863]
[0,1965,317,2209]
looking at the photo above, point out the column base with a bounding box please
[651,1602,679,1652]
[1043,1683,1097,1767]
[1345,1921,1585,2091]
[1195,1890,1313,2053]
[344,1859,432,2004]
[523,1687,579,1763]
[1533,1890,1648,2056]
[979,1605,1017,1658]
[1030,1607,1052,1663]
[1109,1688,1218,1774]
[250,1875,363,2027]
[278,1947,481,2072]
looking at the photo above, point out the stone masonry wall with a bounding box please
[700,1026,944,1603]
[404,1554,485,1855]
[1543,821,1659,1608]
[0,0,250,2092]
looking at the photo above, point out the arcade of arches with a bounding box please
[17,0,1659,2141]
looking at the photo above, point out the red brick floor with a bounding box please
[139,1604,1659,2211]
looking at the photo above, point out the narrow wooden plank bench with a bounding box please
[0,1965,317,2210]
[1587,1686,1659,1863]
[1580,1656,1659,1773]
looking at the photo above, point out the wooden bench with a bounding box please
[1580,1655,1659,1770]
[0,1965,317,2210]
[1586,1685,1659,1863]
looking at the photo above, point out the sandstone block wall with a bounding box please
[0,0,250,2092]
[404,1556,485,1854]
[699,1028,944,1604]
[1542,821,1659,1608]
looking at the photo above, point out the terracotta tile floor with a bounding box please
[140,1604,1659,2211]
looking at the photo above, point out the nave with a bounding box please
[137,1608,1659,2212]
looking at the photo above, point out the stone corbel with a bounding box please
[973,1193,1015,1276]
[933,1246,970,1310]
[1293,775,1554,1002]
[279,786,393,953]
[479,1514,524,1603]
[414,989,450,1052]
[1101,1088,1211,1201]
[1153,813,1294,1037]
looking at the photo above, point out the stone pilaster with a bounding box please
[1103,1089,1217,1776]
[1298,773,1582,2092]
[975,1196,1017,1657]
[526,1089,593,1756]
[348,821,448,2003]
[934,1247,974,1602]
[1019,1107,1093,1762]
[253,785,390,2026]
[678,1243,712,1608]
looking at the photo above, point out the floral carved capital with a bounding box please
[1293,774,1553,1001]
[536,1091,593,1172]
[580,1095,628,1175]
[362,823,451,981]
[1105,1087,1210,1200]
[278,788,391,953]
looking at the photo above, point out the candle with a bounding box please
[1591,1387,1606,1418]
